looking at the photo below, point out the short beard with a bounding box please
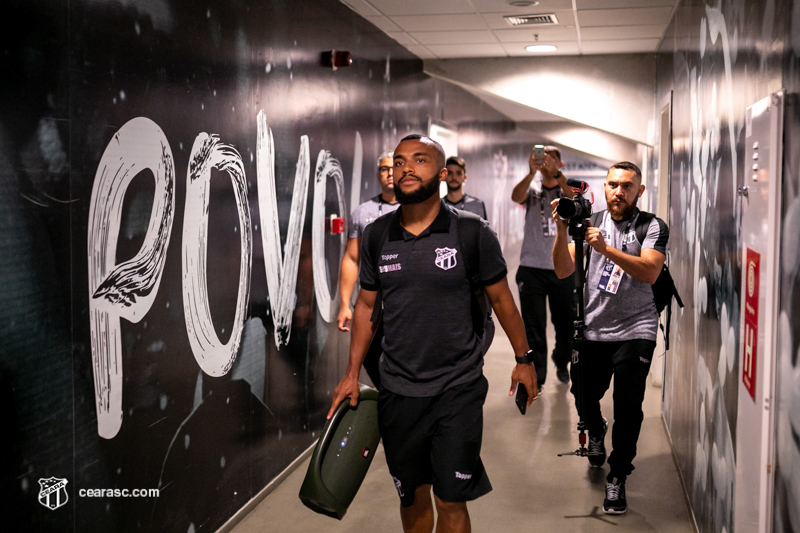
[395,177,441,205]
[608,197,638,220]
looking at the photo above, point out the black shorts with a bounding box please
[378,375,492,507]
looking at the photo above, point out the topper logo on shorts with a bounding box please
[455,471,472,480]
[435,247,457,271]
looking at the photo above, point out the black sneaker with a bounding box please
[588,418,608,468]
[603,477,627,514]
[556,367,570,383]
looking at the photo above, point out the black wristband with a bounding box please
[554,171,563,179]
[515,350,534,364]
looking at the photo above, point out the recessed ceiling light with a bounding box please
[507,0,539,6]
[526,44,557,52]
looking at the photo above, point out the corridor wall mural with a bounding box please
[0,1,530,531]
[657,0,799,531]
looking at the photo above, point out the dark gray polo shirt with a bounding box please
[360,202,507,397]
[444,193,488,219]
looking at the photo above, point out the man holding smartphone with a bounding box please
[511,145,576,393]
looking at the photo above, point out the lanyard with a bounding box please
[611,213,634,253]
[538,187,562,219]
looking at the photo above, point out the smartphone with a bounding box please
[515,383,528,415]
[533,144,545,158]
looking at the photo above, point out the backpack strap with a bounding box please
[634,211,655,245]
[455,209,490,336]
[365,211,395,323]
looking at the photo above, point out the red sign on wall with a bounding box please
[742,248,760,401]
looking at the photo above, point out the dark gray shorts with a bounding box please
[378,375,492,507]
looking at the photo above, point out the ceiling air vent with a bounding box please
[504,13,558,26]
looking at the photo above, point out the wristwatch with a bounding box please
[515,350,534,364]
[553,171,563,179]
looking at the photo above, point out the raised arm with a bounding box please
[511,147,539,204]
[551,199,576,279]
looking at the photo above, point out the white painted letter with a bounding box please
[312,151,347,322]
[88,117,175,439]
[182,134,252,376]
[256,110,310,347]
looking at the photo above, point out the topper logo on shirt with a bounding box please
[434,247,458,271]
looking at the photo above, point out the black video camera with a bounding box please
[556,178,592,221]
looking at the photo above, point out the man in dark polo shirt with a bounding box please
[443,156,488,219]
[328,134,537,533]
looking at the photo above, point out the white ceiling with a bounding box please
[341,0,679,58]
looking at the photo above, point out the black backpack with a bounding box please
[587,210,684,348]
[366,207,494,348]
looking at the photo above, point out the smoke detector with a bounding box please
[504,13,559,26]
[507,0,539,6]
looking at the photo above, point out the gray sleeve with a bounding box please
[642,217,669,255]
[348,205,364,239]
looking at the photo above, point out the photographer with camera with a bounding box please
[511,145,576,391]
[551,161,668,515]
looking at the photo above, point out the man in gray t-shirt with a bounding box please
[552,161,668,516]
[443,156,488,219]
[511,145,575,389]
[338,152,400,332]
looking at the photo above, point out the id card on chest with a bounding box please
[597,260,624,294]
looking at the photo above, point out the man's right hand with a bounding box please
[327,374,360,419]
[337,306,353,331]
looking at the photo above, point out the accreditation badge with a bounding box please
[597,261,624,294]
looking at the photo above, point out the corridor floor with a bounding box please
[230,331,695,533]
